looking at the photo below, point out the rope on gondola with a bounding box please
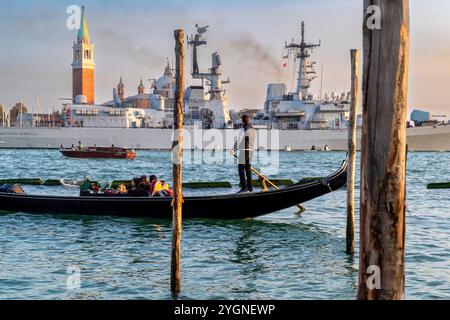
[321,180,333,192]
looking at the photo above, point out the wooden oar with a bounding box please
[230,152,305,212]
[250,166,279,190]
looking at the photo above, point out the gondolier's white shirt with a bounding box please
[233,126,255,154]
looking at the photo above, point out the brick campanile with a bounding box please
[72,6,95,104]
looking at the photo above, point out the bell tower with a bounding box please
[117,76,125,102]
[138,78,145,94]
[72,6,95,104]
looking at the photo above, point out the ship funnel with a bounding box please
[212,52,222,68]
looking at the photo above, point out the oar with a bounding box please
[230,152,305,212]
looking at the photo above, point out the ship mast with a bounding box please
[285,21,320,100]
[188,24,230,101]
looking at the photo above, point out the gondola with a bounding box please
[0,159,348,219]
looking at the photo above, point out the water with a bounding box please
[0,150,449,299]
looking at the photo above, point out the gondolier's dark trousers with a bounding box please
[238,150,253,191]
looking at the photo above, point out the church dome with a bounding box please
[155,75,172,90]
[155,61,174,90]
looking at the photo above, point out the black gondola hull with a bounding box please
[0,160,347,219]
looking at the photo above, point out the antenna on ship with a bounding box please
[188,24,230,101]
[285,21,321,100]
[20,99,24,127]
[35,95,40,127]
[1,102,4,128]
[320,62,324,101]
[47,102,51,127]
[188,24,208,75]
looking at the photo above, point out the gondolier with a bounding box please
[233,115,256,193]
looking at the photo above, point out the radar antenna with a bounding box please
[187,24,230,101]
[285,21,321,99]
[195,24,210,35]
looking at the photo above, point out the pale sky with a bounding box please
[0,0,449,117]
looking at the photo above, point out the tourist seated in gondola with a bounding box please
[101,182,117,196]
[135,179,150,197]
[90,182,100,194]
[127,177,150,196]
[80,179,100,196]
[117,184,127,194]
[127,177,140,195]
[149,175,173,197]
[140,175,151,189]
[101,183,127,196]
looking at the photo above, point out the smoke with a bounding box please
[226,36,284,81]
[216,35,286,109]
[96,29,165,69]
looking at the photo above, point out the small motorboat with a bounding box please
[60,145,136,160]
[0,158,348,219]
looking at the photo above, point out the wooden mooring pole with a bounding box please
[346,49,358,255]
[171,29,185,297]
[358,0,409,300]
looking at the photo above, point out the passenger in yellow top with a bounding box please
[149,175,174,197]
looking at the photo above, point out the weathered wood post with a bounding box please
[358,0,409,300]
[346,49,359,255]
[171,29,185,297]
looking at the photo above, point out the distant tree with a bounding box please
[9,102,28,124]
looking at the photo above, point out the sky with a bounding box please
[0,0,449,117]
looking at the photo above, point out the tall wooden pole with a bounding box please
[171,29,185,297]
[358,0,409,300]
[346,49,358,255]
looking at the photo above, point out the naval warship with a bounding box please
[0,15,449,151]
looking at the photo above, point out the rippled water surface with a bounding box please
[0,149,449,299]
